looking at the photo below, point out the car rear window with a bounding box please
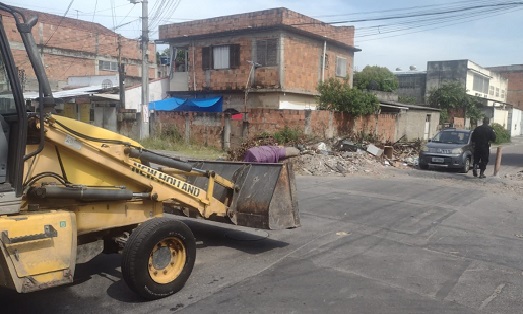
[433,131,470,144]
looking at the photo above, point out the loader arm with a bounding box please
[29,115,231,220]
[27,115,299,230]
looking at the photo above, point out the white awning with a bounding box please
[93,93,120,100]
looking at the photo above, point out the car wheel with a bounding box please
[121,217,196,300]
[459,157,471,173]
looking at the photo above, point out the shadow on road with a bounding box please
[181,218,290,254]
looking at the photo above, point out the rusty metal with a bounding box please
[188,161,300,230]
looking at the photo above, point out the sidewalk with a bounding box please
[490,135,523,179]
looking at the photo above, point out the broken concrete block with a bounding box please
[366,144,383,156]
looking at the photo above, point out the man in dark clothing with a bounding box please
[471,117,496,178]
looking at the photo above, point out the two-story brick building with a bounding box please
[158,7,360,111]
[5,6,157,92]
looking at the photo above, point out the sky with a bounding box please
[5,0,523,72]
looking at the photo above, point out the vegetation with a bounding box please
[273,126,303,144]
[427,81,483,124]
[317,77,380,116]
[398,95,417,105]
[491,123,511,144]
[353,66,399,92]
[140,125,223,160]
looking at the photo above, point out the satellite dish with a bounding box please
[409,65,417,71]
[102,79,113,89]
[395,68,402,71]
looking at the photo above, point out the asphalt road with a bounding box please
[2,169,523,313]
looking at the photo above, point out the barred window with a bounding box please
[256,39,278,67]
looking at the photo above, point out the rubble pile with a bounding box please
[290,139,422,176]
[227,136,422,177]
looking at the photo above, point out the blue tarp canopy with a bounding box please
[149,96,222,112]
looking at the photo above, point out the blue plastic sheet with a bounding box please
[149,96,222,112]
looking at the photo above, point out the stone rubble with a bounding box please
[289,139,421,177]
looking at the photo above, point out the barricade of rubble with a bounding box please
[227,136,422,177]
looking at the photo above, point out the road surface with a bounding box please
[2,169,523,313]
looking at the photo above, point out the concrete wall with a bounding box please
[126,78,170,112]
[395,72,427,105]
[492,107,509,129]
[426,60,468,97]
[508,108,522,136]
[396,110,440,141]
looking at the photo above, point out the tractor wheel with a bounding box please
[121,217,196,300]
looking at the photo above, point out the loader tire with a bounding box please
[121,217,196,300]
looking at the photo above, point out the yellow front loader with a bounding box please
[0,4,299,300]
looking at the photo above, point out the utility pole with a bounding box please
[141,0,149,139]
[117,35,126,109]
[131,0,149,139]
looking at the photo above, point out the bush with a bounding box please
[491,123,511,144]
[273,126,302,144]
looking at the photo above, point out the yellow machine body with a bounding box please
[0,115,299,293]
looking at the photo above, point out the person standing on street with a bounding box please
[471,116,496,178]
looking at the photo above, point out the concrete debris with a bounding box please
[366,144,383,157]
[229,135,423,177]
[290,138,423,177]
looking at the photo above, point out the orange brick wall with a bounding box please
[160,8,355,47]
[3,7,155,86]
[503,71,523,109]
[189,37,252,91]
[155,109,397,149]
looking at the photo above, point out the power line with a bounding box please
[44,0,75,46]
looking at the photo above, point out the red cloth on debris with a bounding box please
[243,146,286,163]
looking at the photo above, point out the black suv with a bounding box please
[418,128,473,173]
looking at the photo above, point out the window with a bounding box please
[399,76,422,88]
[320,53,329,70]
[99,60,118,71]
[336,56,347,77]
[501,89,505,99]
[202,44,240,70]
[489,85,494,95]
[472,74,488,94]
[256,39,278,67]
[495,87,499,97]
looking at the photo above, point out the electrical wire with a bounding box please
[43,0,74,46]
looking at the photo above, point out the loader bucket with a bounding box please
[188,161,300,230]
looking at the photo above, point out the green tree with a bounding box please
[353,66,399,92]
[317,77,379,115]
[428,81,483,124]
